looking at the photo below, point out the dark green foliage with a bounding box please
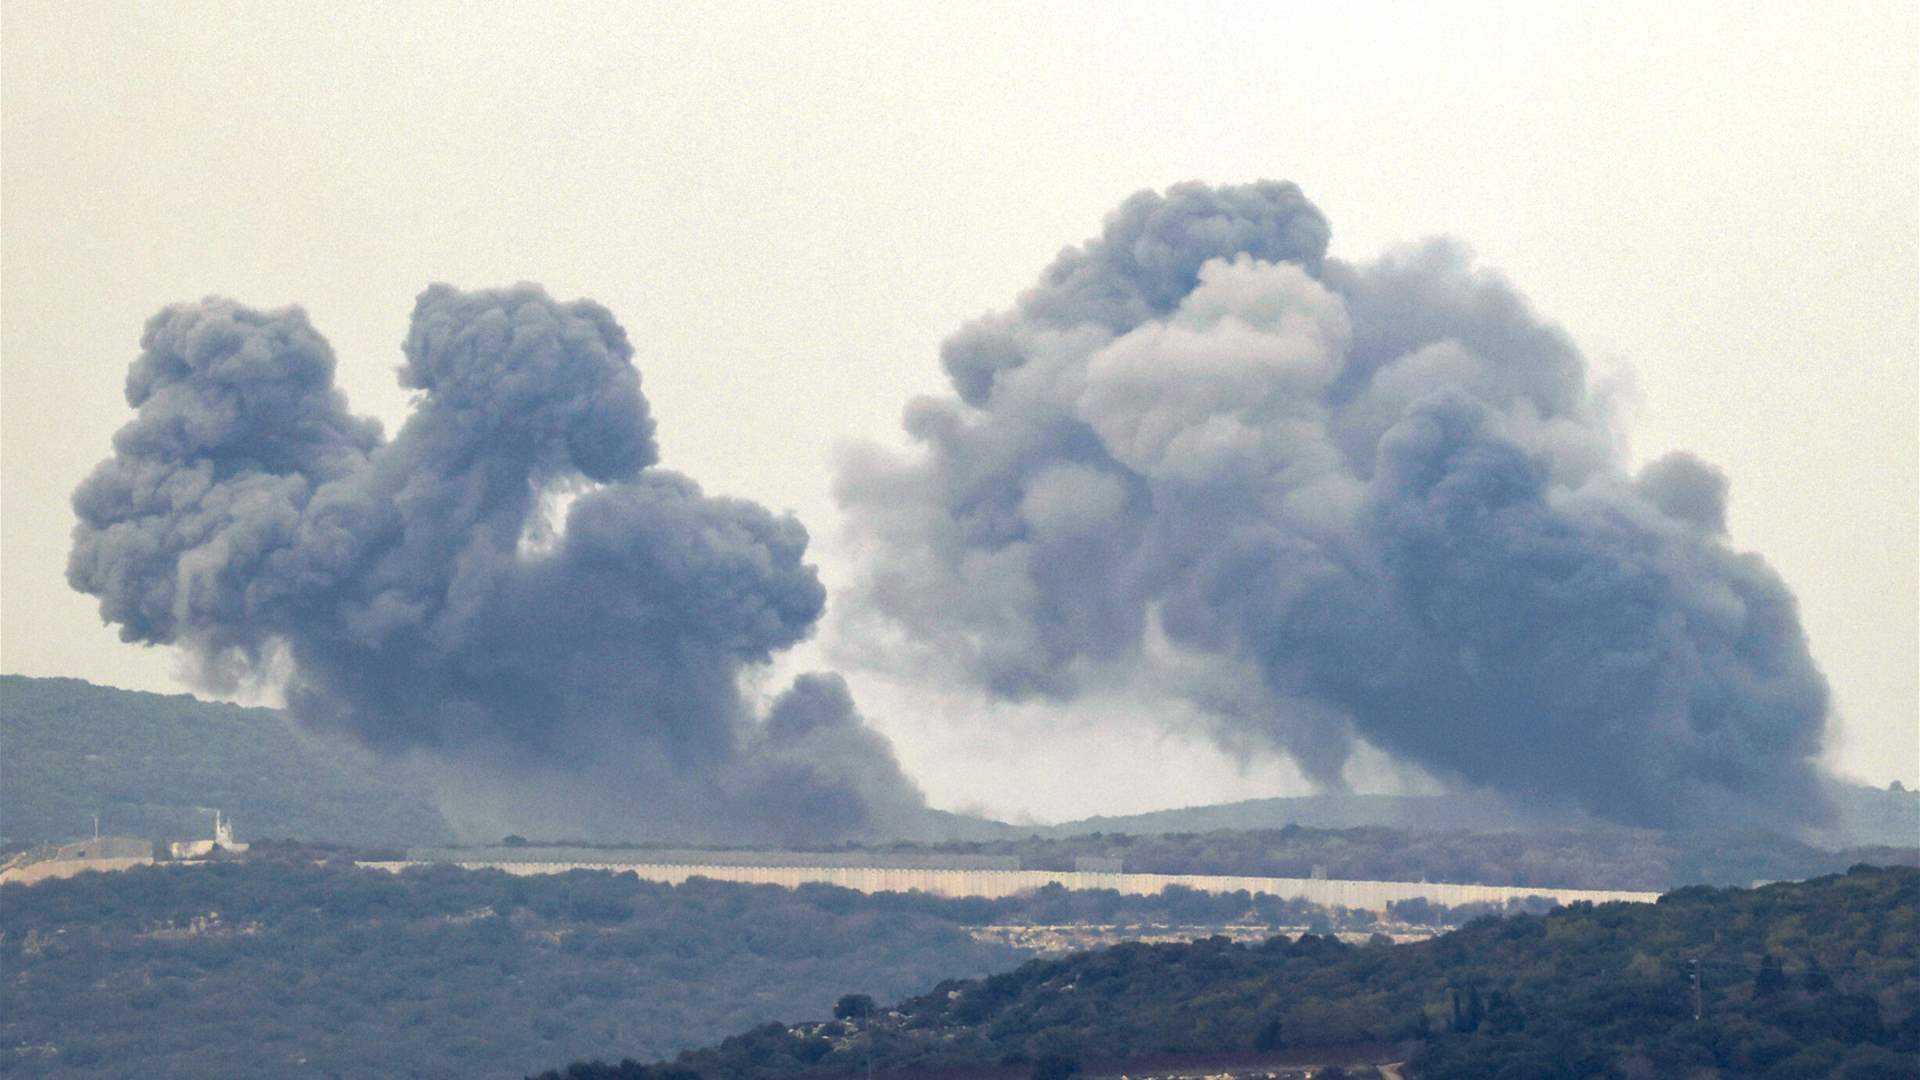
[832,994,875,1020]
[632,866,1918,1079]
[1805,955,1834,993]
[1,675,451,846]
[526,1063,701,1080]
[0,855,1417,1078]
[0,861,1026,1078]
[1030,1051,1080,1079]
[1757,954,1788,998]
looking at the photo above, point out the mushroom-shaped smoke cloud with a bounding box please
[71,284,924,843]
[838,181,1830,830]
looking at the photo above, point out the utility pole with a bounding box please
[92,813,99,841]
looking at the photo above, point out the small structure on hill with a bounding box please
[169,810,248,859]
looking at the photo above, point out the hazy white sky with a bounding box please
[3,1,1913,822]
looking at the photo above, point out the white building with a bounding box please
[169,810,248,859]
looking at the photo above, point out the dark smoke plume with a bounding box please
[838,180,1831,829]
[71,284,924,842]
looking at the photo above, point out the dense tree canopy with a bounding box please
[0,860,1016,1078]
[1,675,451,846]
[605,866,1917,1079]
[2,855,1435,1078]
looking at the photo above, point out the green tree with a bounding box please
[833,993,876,1021]
[1031,1052,1080,1080]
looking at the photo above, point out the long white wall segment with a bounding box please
[356,860,1661,912]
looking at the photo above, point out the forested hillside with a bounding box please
[0,676,1019,848]
[8,674,1910,872]
[597,865,1918,1080]
[1045,786,1920,851]
[1,854,1452,1078]
[0,675,452,846]
[0,859,1016,1077]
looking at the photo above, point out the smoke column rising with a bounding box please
[69,284,924,843]
[837,180,1831,829]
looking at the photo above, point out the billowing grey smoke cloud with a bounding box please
[71,284,924,842]
[839,180,1830,829]
[734,673,929,846]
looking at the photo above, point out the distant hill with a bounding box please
[856,824,1915,894]
[593,864,1920,1079]
[8,672,1909,855]
[0,675,1014,848]
[912,807,1025,842]
[1044,791,1535,836]
[1819,782,1920,849]
[0,675,453,846]
[1043,784,1920,850]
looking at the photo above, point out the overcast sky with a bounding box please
[3,1,1913,822]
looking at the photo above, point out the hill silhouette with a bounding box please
[574,865,1919,1079]
[1,675,452,847]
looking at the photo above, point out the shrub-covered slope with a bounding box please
[634,865,1918,1079]
[0,859,1031,1078]
[0,675,452,846]
[4,855,1431,1079]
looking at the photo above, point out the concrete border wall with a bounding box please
[404,847,1022,870]
[357,860,1660,913]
